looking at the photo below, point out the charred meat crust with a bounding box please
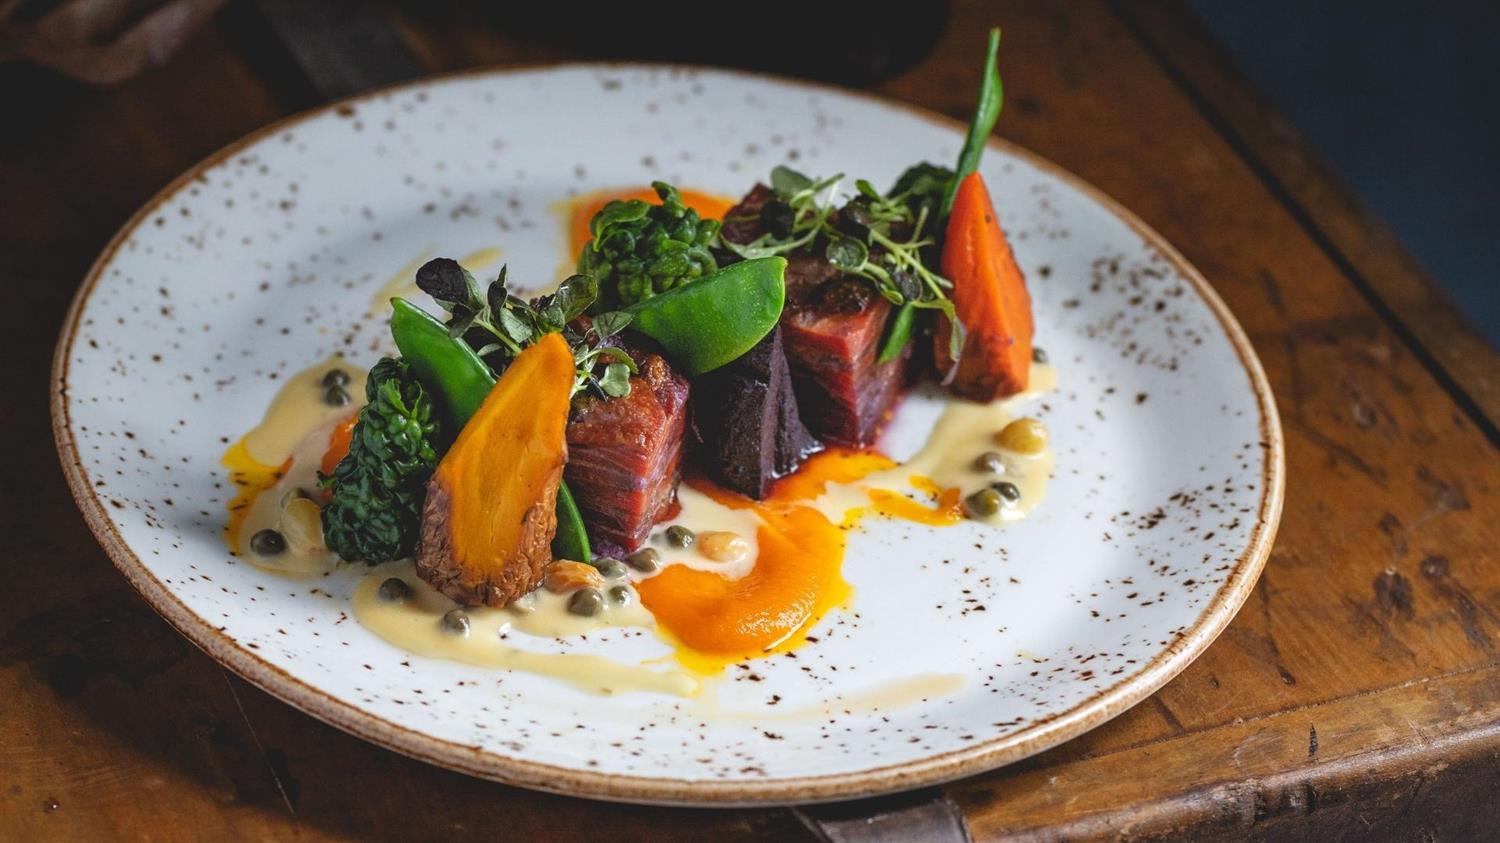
[415,473,559,607]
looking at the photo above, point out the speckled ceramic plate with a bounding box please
[52,65,1282,806]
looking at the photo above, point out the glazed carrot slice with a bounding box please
[935,171,1033,399]
[319,413,358,477]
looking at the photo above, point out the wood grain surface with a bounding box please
[4,1,1497,840]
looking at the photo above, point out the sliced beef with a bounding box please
[693,326,820,499]
[782,276,910,446]
[566,349,689,552]
[723,185,910,448]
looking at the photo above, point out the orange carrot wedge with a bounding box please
[935,171,1034,399]
[319,413,358,477]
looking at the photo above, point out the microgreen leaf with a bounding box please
[825,231,869,271]
[591,310,633,339]
[497,308,533,345]
[415,258,480,310]
[770,165,813,199]
[598,361,632,397]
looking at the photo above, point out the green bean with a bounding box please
[940,28,1003,219]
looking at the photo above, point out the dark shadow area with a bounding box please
[1189,0,1500,347]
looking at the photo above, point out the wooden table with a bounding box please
[6,1,1498,839]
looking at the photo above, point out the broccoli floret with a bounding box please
[578,181,720,309]
[321,358,441,562]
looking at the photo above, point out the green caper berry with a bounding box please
[626,547,662,572]
[377,577,411,602]
[321,368,351,387]
[324,385,352,407]
[441,609,470,636]
[568,588,605,617]
[974,451,1006,474]
[994,481,1022,502]
[1032,347,1049,364]
[250,528,286,556]
[609,585,633,606]
[964,489,1002,518]
[592,557,628,580]
[665,525,695,548]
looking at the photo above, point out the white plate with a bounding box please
[52,65,1282,805]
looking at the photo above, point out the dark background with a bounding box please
[1191,1,1500,345]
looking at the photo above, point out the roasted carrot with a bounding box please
[319,413,358,478]
[935,171,1033,399]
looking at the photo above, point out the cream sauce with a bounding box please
[235,356,368,575]
[241,355,366,465]
[646,485,765,580]
[811,363,1057,526]
[239,421,344,575]
[353,562,699,697]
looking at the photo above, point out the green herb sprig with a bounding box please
[719,165,963,362]
[415,258,636,398]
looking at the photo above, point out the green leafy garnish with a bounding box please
[321,358,441,563]
[577,181,721,308]
[414,258,635,398]
[720,165,961,361]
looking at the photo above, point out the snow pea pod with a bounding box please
[389,297,592,562]
[623,256,786,376]
[390,297,495,426]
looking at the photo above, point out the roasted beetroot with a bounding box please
[693,326,820,499]
[566,349,689,551]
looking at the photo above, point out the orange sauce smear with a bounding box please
[221,439,288,555]
[567,187,736,256]
[639,449,966,672]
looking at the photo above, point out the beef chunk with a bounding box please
[566,350,689,551]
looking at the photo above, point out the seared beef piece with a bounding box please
[722,185,911,447]
[566,349,689,552]
[693,326,821,499]
[782,276,910,446]
[718,183,776,247]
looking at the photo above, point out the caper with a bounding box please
[995,418,1048,455]
[250,528,286,556]
[974,451,1006,474]
[964,488,1002,518]
[665,525,695,548]
[324,385,352,407]
[441,609,470,636]
[609,585,633,606]
[377,577,411,603]
[592,557,628,580]
[626,547,662,572]
[568,588,605,617]
[321,368,351,387]
[1032,347,1048,364]
[994,481,1022,502]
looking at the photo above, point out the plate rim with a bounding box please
[50,61,1284,807]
